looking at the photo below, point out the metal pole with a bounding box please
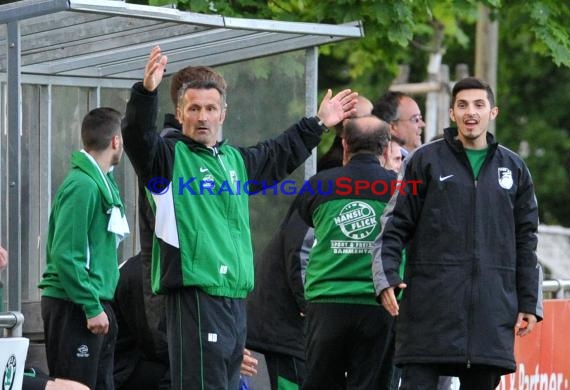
[0,311,24,337]
[6,21,22,312]
[304,47,318,180]
[475,5,498,135]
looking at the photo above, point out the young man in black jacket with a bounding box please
[371,77,543,390]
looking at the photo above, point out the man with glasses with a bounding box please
[372,91,425,157]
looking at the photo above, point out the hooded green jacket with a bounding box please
[39,151,125,318]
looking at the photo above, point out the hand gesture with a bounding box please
[316,89,358,128]
[240,348,258,377]
[380,282,407,316]
[87,311,109,335]
[143,46,168,92]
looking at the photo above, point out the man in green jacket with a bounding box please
[39,107,129,390]
[122,45,357,390]
[296,115,396,389]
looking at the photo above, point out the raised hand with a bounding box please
[143,46,168,92]
[317,89,359,128]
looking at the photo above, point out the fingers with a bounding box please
[333,90,358,120]
[240,363,258,377]
[144,47,163,76]
[143,45,168,92]
[87,322,108,335]
[145,46,162,70]
[332,88,355,101]
[333,90,357,107]
[87,312,109,335]
[240,349,258,376]
[380,288,400,316]
[87,323,108,335]
[515,313,537,337]
[317,88,359,127]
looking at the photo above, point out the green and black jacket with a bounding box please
[122,82,324,297]
[297,154,397,305]
[39,151,124,318]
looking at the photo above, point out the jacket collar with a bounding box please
[443,127,498,154]
[347,153,381,166]
[72,151,123,209]
[73,151,129,242]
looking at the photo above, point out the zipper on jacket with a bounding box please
[210,145,242,283]
[461,148,482,369]
[211,146,236,193]
[466,162,477,370]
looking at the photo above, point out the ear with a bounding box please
[219,105,227,124]
[112,134,121,149]
[490,106,499,120]
[449,107,456,123]
[341,138,350,165]
[175,106,182,123]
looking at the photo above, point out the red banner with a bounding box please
[498,299,570,390]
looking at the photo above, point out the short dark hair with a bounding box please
[451,77,495,108]
[343,116,391,156]
[170,66,227,108]
[81,107,122,152]
[372,91,408,123]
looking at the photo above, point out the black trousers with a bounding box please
[41,296,117,390]
[166,287,246,390]
[379,324,454,390]
[117,360,169,390]
[265,352,306,390]
[302,302,393,390]
[400,363,502,390]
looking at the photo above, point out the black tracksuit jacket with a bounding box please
[372,127,543,373]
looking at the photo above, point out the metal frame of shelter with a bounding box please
[0,0,363,312]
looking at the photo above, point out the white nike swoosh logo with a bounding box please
[199,167,209,173]
[439,174,454,181]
